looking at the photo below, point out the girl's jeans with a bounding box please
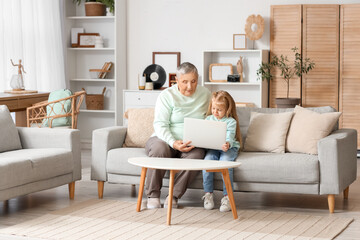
[202,147,238,196]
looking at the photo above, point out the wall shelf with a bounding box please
[70,79,115,82]
[80,109,115,113]
[202,49,268,107]
[67,16,115,20]
[67,48,115,51]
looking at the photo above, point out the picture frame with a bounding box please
[152,52,181,88]
[209,63,233,82]
[78,33,100,48]
[169,73,177,87]
[233,34,247,50]
[71,28,84,47]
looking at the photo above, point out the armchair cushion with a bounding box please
[44,89,73,127]
[0,105,22,153]
[286,106,341,154]
[123,108,154,148]
[0,148,73,191]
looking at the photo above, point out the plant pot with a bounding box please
[85,2,106,16]
[275,98,301,108]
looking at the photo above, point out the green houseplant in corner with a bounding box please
[257,47,315,108]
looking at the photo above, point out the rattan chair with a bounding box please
[27,90,85,129]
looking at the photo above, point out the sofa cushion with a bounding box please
[107,148,148,175]
[231,152,319,184]
[244,112,294,153]
[286,106,341,155]
[236,106,337,144]
[0,105,22,153]
[123,108,154,148]
[0,148,73,191]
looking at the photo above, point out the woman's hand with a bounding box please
[222,142,230,152]
[173,140,194,152]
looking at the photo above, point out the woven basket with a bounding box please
[82,87,106,110]
[85,2,106,16]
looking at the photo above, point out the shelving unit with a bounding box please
[64,0,126,147]
[202,50,268,107]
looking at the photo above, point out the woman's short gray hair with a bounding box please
[176,62,198,78]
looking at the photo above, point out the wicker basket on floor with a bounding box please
[82,87,106,110]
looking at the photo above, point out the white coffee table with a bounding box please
[128,157,241,225]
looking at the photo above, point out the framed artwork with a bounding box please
[78,33,100,48]
[233,34,247,50]
[71,28,84,47]
[152,52,181,88]
[169,73,177,87]
[209,63,233,82]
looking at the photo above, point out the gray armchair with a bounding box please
[0,105,81,201]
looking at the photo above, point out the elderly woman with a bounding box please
[145,62,211,209]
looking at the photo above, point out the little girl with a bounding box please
[202,90,242,212]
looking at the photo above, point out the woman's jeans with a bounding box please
[202,148,238,196]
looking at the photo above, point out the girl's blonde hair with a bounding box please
[206,91,243,149]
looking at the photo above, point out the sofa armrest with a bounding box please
[91,126,127,181]
[17,127,81,181]
[318,129,357,195]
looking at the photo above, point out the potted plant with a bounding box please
[73,0,114,16]
[257,47,315,108]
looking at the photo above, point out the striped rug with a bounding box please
[0,199,353,240]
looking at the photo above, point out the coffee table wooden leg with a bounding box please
[136,167,147,212]
[167,170,176,225]
[221,169,238,219]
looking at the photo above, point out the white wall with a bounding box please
[126,0,360,90]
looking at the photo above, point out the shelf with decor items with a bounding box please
[64,0,126,148]
[202,50,268,108]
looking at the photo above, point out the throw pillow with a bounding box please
[123,108,155,148]
[244,111,294,153]
[0,105,22,153]
[43,89,73,127]
[286,105,342,155]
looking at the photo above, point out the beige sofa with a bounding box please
[91,106,357,213]
[0,105,81,202]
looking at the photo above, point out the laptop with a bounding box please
[183,118,227,150]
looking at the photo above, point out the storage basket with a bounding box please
[85,2,106,16]
[82,87,106,110]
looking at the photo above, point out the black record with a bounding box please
[143,64,166,89]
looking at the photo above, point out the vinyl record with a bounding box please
[143,64,166,89]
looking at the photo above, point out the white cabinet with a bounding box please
[64,0,126,146]
[123,90,161,125]
[202,50,268,107]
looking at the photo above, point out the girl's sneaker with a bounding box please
[202,192,214,210]
[219,196,231,212]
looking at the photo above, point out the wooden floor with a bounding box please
[1,150,360,240]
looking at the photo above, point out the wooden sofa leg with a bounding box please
[343,186,349,200]
[68,182,75,200]
[328,194,335,213]
[98,181,104,199]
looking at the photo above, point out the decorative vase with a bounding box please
[95,36,104,48]
[85,2,106,16]
[275,98,301,108]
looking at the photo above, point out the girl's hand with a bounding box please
[173,140,194,152]
[222,142,230,152]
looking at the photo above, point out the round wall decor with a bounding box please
[245,14,265,41]
[143,64,166,89]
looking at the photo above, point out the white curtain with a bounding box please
[0,0,65,92]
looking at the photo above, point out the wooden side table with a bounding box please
[0,92,49,126]
[128,157,241,225]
